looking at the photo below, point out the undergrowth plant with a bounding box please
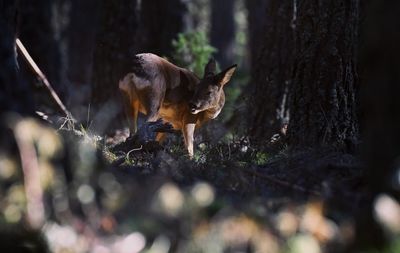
[171,31,217,76]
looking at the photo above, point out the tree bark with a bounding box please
[67,0,99,86]
[353,0,400,249]
[91,0,138,134]
[0,0,33,115]
[245,0,268,76]
[287,0,359,151]
[361,0,400,201]
[210,0,236,68]
[247,0,293,143]
[138,0,188,58]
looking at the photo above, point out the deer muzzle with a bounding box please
[189,102,200,114]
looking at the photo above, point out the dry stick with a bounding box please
[16,39,75,122]
[242,167,322,197]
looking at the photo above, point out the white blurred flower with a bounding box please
[113,232,146,253]
[191,182,215,207]
[287,234,321,253]
[157,183,184,217]
[77,184,95,204]
[374,194,400,233]
[44,223,81,252]
[149,235,171,253]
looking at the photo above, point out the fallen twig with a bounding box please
[126,145,143,159]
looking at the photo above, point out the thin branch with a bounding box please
[16,39,76,122]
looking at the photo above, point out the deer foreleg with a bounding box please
[183,123,196,158]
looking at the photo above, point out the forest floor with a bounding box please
[37,117,372,253]
[2,111,389,253]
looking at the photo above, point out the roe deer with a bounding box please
[119,53,237,157]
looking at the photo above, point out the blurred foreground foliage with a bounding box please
[1,116,399,253]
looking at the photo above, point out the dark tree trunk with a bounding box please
[67,0,99,86]
[91,0,138,134]
[287,0,359,151]
[245,0,268,76]
[138,0,188,58]
[247,0,293,143]
[353,0,400,249]
[66,0,99,122]
[361,0,400,202]
[0,0,33,115]
[210,0,235,68]
[18,0,64,98]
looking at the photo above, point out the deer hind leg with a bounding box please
[129,74,161,122]
[136,85,163,123]
[131,99,140,134]
[120,73,142,134]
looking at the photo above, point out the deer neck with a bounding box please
[180,69,200,90]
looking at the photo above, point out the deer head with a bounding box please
[189,59,237,115]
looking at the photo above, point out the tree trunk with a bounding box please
[361,0,400,202]
[18,0,64,98]
[247,0,293,143]
[210,0,235,68]
[66,0,99,122]
[138,0,188,58]
[287,0,359,151]
[67,0,99,86]
[354,0,400,249]
[91,0,138,134]
[245,0,268,76]
[0,0,33,115]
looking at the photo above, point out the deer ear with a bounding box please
[215,64,237,86]
[204,58,217,78]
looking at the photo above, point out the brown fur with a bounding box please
[119,53,236,157]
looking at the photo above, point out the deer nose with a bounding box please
[189,102,197,113]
